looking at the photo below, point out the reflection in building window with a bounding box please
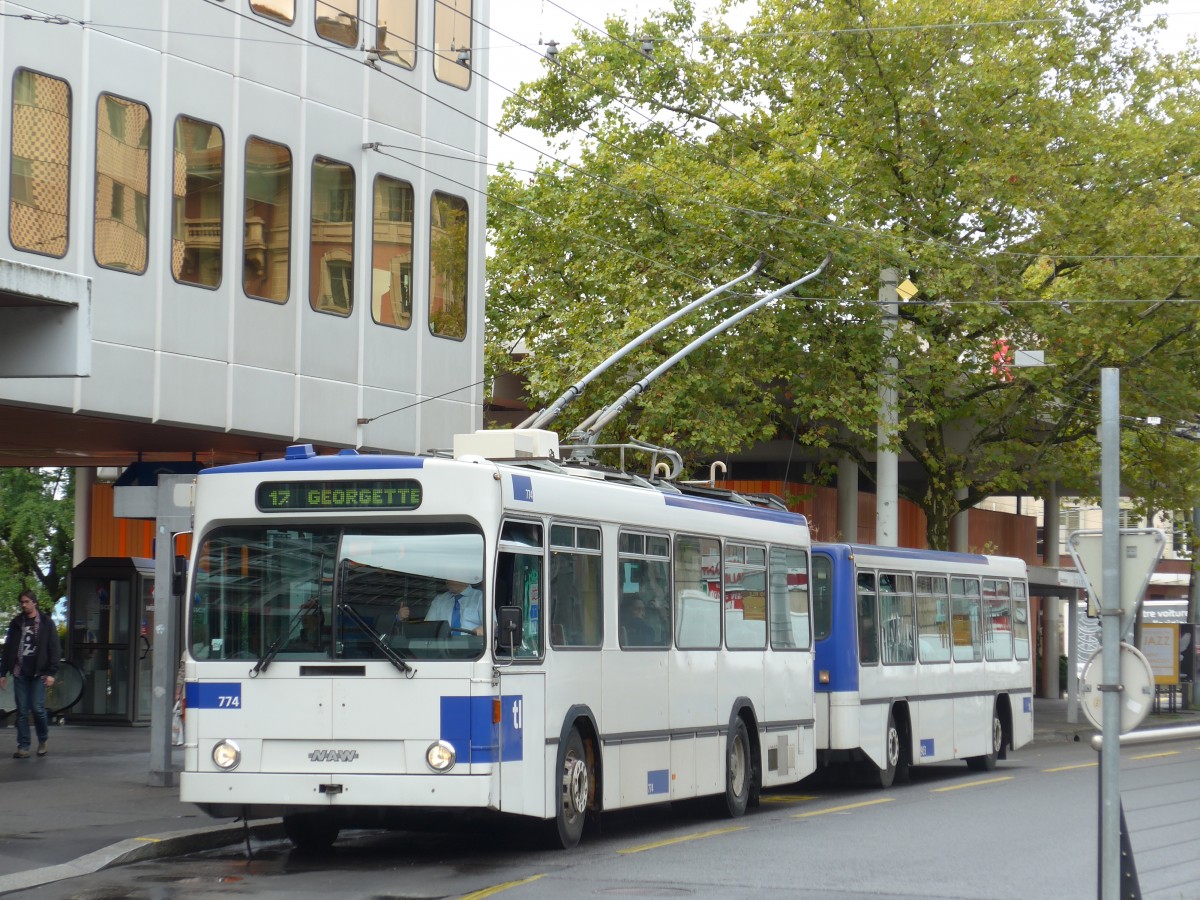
[243,137,292,303]
[95,93,150,273]
[10,69,71,258]
[372,175,413,328]
[433,0,472,88]
[373,0,417,69]
[316,0,358,46]
[171,116,224,288]
[251,0,295,23]
[310,157,355,315]
[428,191,468,338]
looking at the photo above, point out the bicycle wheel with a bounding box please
[46,660,85,715]
[0,676,13,717]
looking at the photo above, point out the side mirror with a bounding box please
[497,605,523,654]
[172,555,188,598]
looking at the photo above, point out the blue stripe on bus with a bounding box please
[202,456,426,475]
[185,682,242,709]
[663,494,808,526]
[440,696,524,763]
[920,738,935,758]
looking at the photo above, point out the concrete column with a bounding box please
[951,486,969,552]
[72,467,95,566]
[838,452,858,543]
[876,269,898,547]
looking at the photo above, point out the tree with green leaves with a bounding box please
[0,467,74,619]
[488,0,1200,547]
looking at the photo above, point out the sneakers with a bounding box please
[36,741,47,757]
[12,749,30,759]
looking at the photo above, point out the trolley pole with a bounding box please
[1098,368,1121,900]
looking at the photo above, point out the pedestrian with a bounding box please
[0,589,61,759]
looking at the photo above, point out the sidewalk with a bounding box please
[1,699,1198,895]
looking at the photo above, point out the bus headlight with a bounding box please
[212,739,242,770]
[426,740,456,772]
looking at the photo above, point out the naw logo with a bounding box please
[309,749,359,762]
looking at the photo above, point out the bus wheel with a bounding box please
[873,711,903,789]
[553,728,591,849]
[967,705,1002,772]
[282,810,339,853]
[721,719,751,818]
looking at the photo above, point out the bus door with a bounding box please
[493,523,547,818]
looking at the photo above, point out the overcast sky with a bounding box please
[482,0,1200,170]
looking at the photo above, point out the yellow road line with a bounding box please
[791,797,894,818]
[1043,762,1098,773]
[458,873,546,899]
[932,776,1013,793]
[1131,750,1180,761]
[618,825,747,854]
[760,794,819,804]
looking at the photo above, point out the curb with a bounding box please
[0,819,284,896]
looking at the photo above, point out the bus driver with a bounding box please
[397,580,484,635]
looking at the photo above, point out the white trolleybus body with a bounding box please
[180,429,817,849]
[811,543,1034,787]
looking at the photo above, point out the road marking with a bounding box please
[618,825,747,854]
[459,873,546,898]
[932,776,1013,793]
[1043,762,1098,773]
[1131,750,1180,761]
[760,794,818,804]
[791,798,894,818]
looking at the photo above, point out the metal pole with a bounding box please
[876,268,898,547]
[1099,368,1121,899]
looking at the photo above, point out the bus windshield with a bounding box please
[190,523,486,663]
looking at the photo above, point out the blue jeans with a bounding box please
[13,674,49,750]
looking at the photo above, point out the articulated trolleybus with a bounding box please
[811,544,1034,787]
[180,429,817,849]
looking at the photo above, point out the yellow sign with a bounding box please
[1140,624,1179,685]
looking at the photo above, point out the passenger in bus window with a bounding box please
[398,580,483,635]
[621,596,657,646]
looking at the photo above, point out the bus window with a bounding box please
[618,531,670,648]
[725,543,766,649]
[675,535,720,649]
[983,578,1013,661]
[856,571,878,665]
[769,546,809,649]
[879,573,914,664]
[1012,581,1030,660]
[811,555,832,641]
[916,574,950,663]
[549,523,602,648]
[950,576,982,662]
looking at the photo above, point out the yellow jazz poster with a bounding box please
[1140,624,1179,686]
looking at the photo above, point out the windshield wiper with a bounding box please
[250,602,313,677]
[339,600,416,676]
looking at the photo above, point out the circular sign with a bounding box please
[1079,642,1155,733]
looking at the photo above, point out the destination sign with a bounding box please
[256,480,422,512]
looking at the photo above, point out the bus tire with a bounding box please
[552,728,591,849]
[282,810,339,853]
[967,704,1002,772]
[873,711,903,789]
[721,718,751,818]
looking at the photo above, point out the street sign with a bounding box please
[1079,643,1155,733]
[1066,528,1165,634]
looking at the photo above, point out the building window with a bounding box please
[10,68,71,258]
[171,116,224,288]
[243,137,292,303]
[373,0,417,69]
[310,156,355,315]
[433,0,471,89]
[95,93,150,274]
[428,191,468,339]
[251,0,295,24]
[316,0,358,46]
[372,175,413,328]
